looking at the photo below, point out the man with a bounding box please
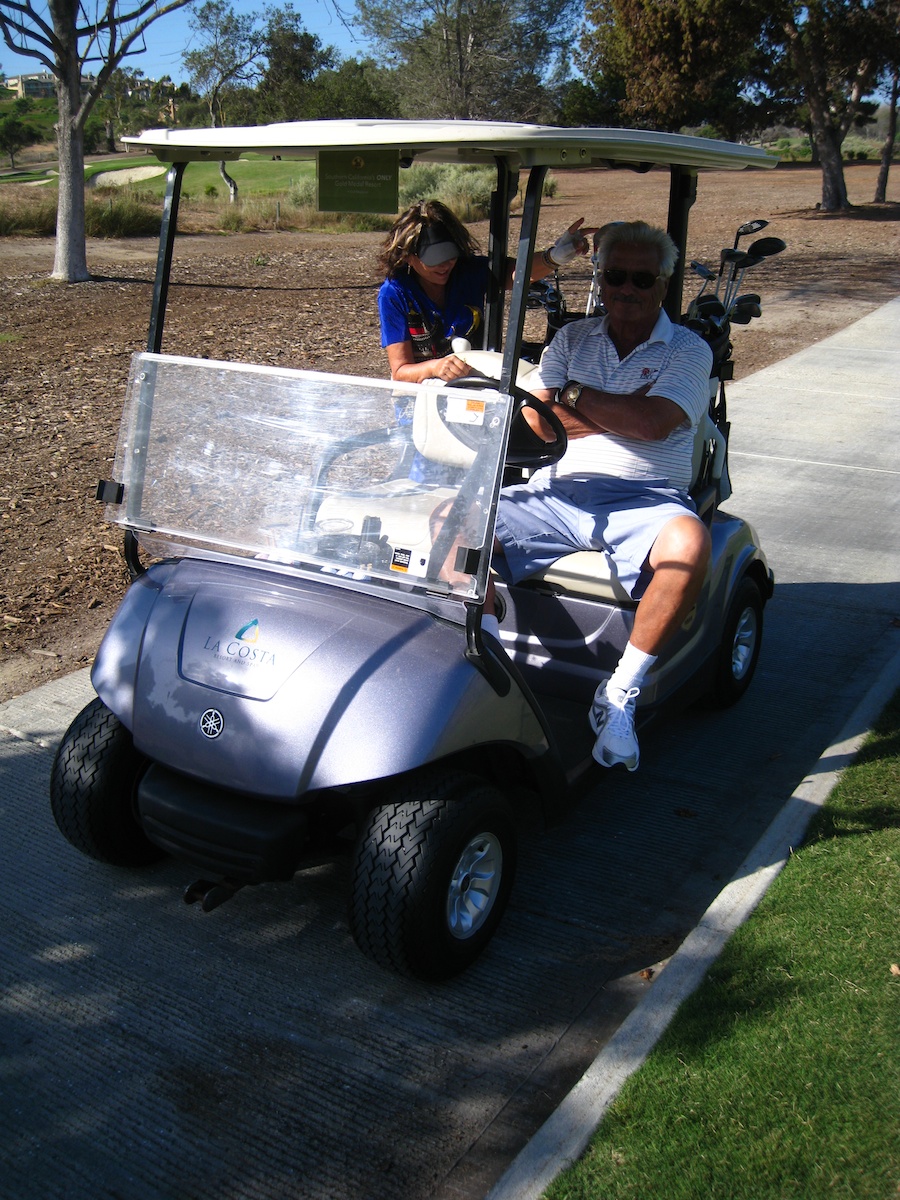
[489,221,714,771]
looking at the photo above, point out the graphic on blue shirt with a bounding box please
[378,257,490,359]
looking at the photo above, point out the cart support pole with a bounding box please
[147,161,186,354]
[665,164,697,321]
[485,159,517,352]
[501,164,547,395]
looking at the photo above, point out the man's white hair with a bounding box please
[595,220,679,280]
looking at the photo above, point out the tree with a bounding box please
[579,0,782,140]
[554,76,625,127]
[764,1,891,209]
[94,67,147,151]
[183,0,266,128]
[0,111,37,165]
[255,5,337,121]
[356,0,581,121]
[874,67,899,200]
[580,0,898,210]
[183,0,274,199]
[299,58,399,120]
[0,0,196,281]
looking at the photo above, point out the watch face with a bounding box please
[564,384,581,406]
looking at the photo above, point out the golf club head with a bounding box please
[731,300,762,322]
[747,236,786,259]
[690,260,716,281]
[733,293,761,307]
[695,296,726,316]
[733,218,769,249]
[716,247,746,296]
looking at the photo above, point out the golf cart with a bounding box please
[51,121,775,980]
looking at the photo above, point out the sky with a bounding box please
[1,2,373,86]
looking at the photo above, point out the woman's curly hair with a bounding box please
[379,200,481,278]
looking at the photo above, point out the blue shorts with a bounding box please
[493,475,699,599]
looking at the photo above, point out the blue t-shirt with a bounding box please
[378,256,490,358]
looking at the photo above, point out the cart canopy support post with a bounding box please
[501,163,547,395]
[664,164,697,320]
[485,158,517,353]
[147,161,186,354]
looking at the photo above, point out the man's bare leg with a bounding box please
[630,515,711,653]
[594,515,710,771]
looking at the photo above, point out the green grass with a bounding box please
[546,689,900,1200]
[766,133,891,163]
[108,154,317,199]
[1,151,555,235]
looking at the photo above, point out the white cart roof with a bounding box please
[124,119,775,172]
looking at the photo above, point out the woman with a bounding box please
[378,200,594,384]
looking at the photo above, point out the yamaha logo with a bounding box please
[199,709,225,739]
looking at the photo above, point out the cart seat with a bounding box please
[520,412,727,604]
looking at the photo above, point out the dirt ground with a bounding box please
[1,160,898,703]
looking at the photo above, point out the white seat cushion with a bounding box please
[526,550,634,603]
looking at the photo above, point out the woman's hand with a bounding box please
[525,217,600,283]
[387,340,473,383]
[547,218,600,266]
[430,354,472,382]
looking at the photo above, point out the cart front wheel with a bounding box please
[50,697,164,867]
[349,772,516,980]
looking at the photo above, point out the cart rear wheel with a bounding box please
[50,697,164,867]
[349,772,516,980]
[711,575,763,707]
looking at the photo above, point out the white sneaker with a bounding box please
[590,684,640,771]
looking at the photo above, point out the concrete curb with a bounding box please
[484,636,900,1200]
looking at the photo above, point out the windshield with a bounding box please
[105,353,512,605]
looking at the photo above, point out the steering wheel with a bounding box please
[444,375,567,468]
[423,376,568,586]
[506,387,566,467]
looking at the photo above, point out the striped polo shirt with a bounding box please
[531,311,713,490]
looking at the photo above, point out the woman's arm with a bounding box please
[505,218,597,288]
[386,341,473,383]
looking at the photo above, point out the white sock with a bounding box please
[607,642,656,697]
[481,613,501,640]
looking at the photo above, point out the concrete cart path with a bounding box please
[1,299,899,1200]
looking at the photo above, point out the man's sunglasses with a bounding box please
[602,268,661,290]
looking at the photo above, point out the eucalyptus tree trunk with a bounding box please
[875,68,899,204]
[219,160,239,202]
[815,125,851,211]
[51,0,91,281]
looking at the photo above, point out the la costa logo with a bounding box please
[203,617,276,667]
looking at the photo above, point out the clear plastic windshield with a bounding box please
[105,353,512,603]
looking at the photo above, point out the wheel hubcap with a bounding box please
[731,606,758,680]
[446,832,503,940]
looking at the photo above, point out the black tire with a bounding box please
[50,697,164,867]
[711,575,763,708]
[349,772,517,981]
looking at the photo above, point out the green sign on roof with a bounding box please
[317,149,399,214]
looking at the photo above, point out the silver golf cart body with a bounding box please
[56,121,775,978]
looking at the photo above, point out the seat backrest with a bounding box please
[411,390,479,468]
[455,348,543,392]
[690,411,731,507]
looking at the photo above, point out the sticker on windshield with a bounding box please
[391,547,428,576]
[445,395,486,425]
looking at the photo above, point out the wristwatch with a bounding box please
[557,381,583,409]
